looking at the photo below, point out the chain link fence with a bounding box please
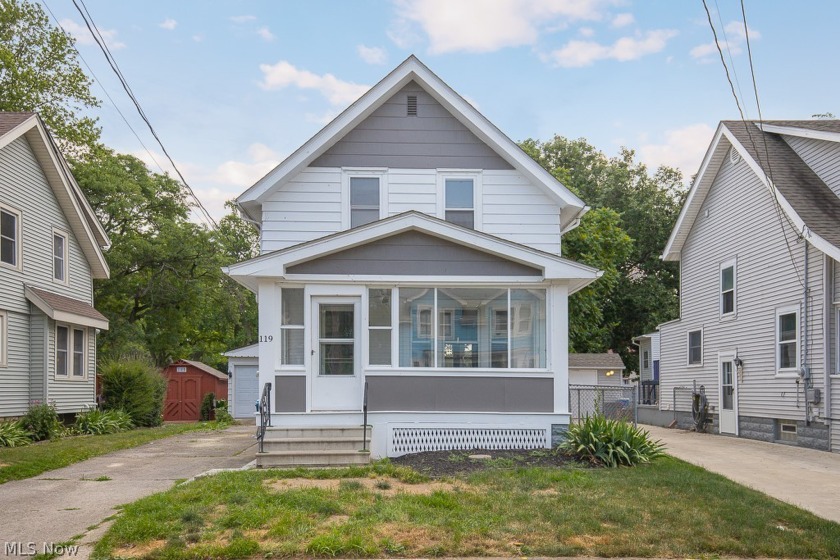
[569,384,637,425]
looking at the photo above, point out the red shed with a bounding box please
[163,360,229,421]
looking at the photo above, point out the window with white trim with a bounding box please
[444,178,474,229]
[53,231,68,283]
[687,330,702,365]
[0,311,7,367]
[777,306,799,372]
[350,177,380,228]
[0,205,21,269]
[280,288,304,365]
[720,259,736,317]
[72,328,85,377]
[643,350,649,370]
[367,288,392,366]
[56,326,86,378]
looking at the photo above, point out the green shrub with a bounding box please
[0,420,31,447]
[215,399,227,411]
[214,406,234,426]
[21,402,63,441]
[74,409,134,435]
[99,360,166,427]
[200,392,215,421]
[559,414,666,467]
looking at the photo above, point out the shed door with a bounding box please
[164,374,201,421]
[233,365,259,418]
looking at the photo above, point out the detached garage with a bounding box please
[163,360,229,421]
[224,344,259,419]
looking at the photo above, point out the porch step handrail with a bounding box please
[257,382,272,453]
[362,380,369,451]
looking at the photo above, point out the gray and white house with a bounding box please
[225,56,601,463]
[0,113,110,418]
[654,119,840,452]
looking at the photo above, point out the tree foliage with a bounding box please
[0,0,100,151]
[521,136,686,371]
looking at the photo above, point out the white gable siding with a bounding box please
[783,135,840,199]
[659,151,826,421]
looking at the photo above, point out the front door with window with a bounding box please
[718,354,738,435]
[310,297,362,411]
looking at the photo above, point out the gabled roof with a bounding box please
[172,359,228,381]
[568,353,625,370]
[759,119,840,142]
[224,211,602,293]
[223,343,259,358]
[0,112,110,278]
[236,56,587,230]
[25,285,109,330]
[663,120,840,262]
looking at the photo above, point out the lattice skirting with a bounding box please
[390,426,547,456]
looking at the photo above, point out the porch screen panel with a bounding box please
[510,289,546,368]
[368,288,392,365]
[399,288,434,367]
[436,288,507,368]
[281,288,304,365]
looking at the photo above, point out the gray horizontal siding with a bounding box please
[286,230,542,276]
[311,81,513,170]
[0,310,30,417]
[28,309,46,403]
[46,321,96,413]
[784,135,840,199]
[366,376,553,412]
[660,150,827,421]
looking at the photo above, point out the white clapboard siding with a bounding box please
[0,311,30,417]
[659,150,827,420]
[387,169,436,215]
[783,135,840,199]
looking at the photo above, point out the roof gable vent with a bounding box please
[407,95,418,116]
[729,147,741,165]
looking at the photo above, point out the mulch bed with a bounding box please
[391,448,585,477]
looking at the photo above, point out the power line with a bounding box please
[69,0,218,228]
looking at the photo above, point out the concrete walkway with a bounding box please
[645,425,840,524]
[0,424,256,558]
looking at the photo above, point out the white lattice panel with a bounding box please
[390,427,547,455]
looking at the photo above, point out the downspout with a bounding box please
[803,242,810,425]
[823,253,832,435]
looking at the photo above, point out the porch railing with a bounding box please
[639,380,659,405]
[256,382,272,453]
[362,381,369,451]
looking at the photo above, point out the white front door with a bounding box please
[718,354,738,435]
[310,297,362,411]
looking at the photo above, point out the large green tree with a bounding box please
[0,0,100,151]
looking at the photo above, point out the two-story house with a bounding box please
[0,113,110,419]
[655,119,840,453]
[225,56,601,464]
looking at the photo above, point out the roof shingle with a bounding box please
[568,353,626,370]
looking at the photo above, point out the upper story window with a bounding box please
[720,259,736,317]
[0,204,22,270]
[687,329,702,365]
[53,230,68,283]
[444,178,474,229]
[777,306,799,373]
[350,177,380,228]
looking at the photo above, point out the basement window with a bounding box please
[407,95,418,116]
[778,420,797,443]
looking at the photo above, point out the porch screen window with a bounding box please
[398,288,545,369]
[281,288,304,365]
[350,177,380,228]
[721,262,735,316]
[777,310,798,370]
[53,232,67,282]
[688,330,702,365]
[1,208,19,267]
[56,325,69,376]
[444,179,474,229]
[368,288,392,366]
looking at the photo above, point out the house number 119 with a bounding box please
[259,335,273,342]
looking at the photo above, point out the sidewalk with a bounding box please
[0,424,256,558]
[644,425,840,524]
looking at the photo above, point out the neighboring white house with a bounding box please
[224,343,259,419]
[225,56,601,461]
[655,119,840,452]
[632,331,660,405]
[0,113,110,418]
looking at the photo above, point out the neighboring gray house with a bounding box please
[225,56,602,464]
[0,113,110,418]
[655,119,840,452]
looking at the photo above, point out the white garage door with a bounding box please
[233,365,259,418]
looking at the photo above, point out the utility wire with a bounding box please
[69,0,218,228]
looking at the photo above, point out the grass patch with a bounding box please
[93,457,840,559]
[0,423,220,484]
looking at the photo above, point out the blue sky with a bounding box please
[42,0,840,220]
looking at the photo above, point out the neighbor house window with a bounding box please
[367,288,392,366]
[53,231,68,283]
[688,330,702,365]
[281,288,304,366]
[444,178,474,229]
[777,306,799,372]
[350,177,380,228]
[0,311,7,367]
[0,205,21,269]
[720,259,736,317]
[643,350,649,369]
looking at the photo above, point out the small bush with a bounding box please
[559,414,666,467]
[74,409,134,435]
[99,359,167,427]
[214,406,234,426]
[21,402,63,441]
[200,393,215,421]
[215,399,227,411]
[0,420,31,447]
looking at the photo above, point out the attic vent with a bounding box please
[729,147,741,164]
[407,95,418,116]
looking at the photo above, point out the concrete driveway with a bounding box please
[0,424,256,558]
[645,425,840,524]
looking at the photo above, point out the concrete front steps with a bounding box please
[256,425,372,467]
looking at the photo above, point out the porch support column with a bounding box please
[258,279,281,415]
[550,283,570,414]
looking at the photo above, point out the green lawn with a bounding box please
[93,457,840,559]
[0,423,222,484]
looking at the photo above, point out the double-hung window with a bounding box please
[720,259,736,317]
[0,205,21,270]
[281,288,304,366]
[642,350,649,370]
[444,178,474,229]
[368,288,392,366]
[687,330,702,365]
[53,230,68,283]
[777,306,799,373]
[349,177,380,228]
[56,325,86,378]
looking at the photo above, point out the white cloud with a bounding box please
[192,34,203,42]
[256,26,275,41]
[579,27,595,37]
[159,18,177,31]
[259,61,370,106]
[691,20,760,61]
[390,0,611,54]
[611,13,634,27]
[638,123,715,177]
[357,44,388,65]
[60,18,126,50]
[230,15,257,24]
[547,29,677,67]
